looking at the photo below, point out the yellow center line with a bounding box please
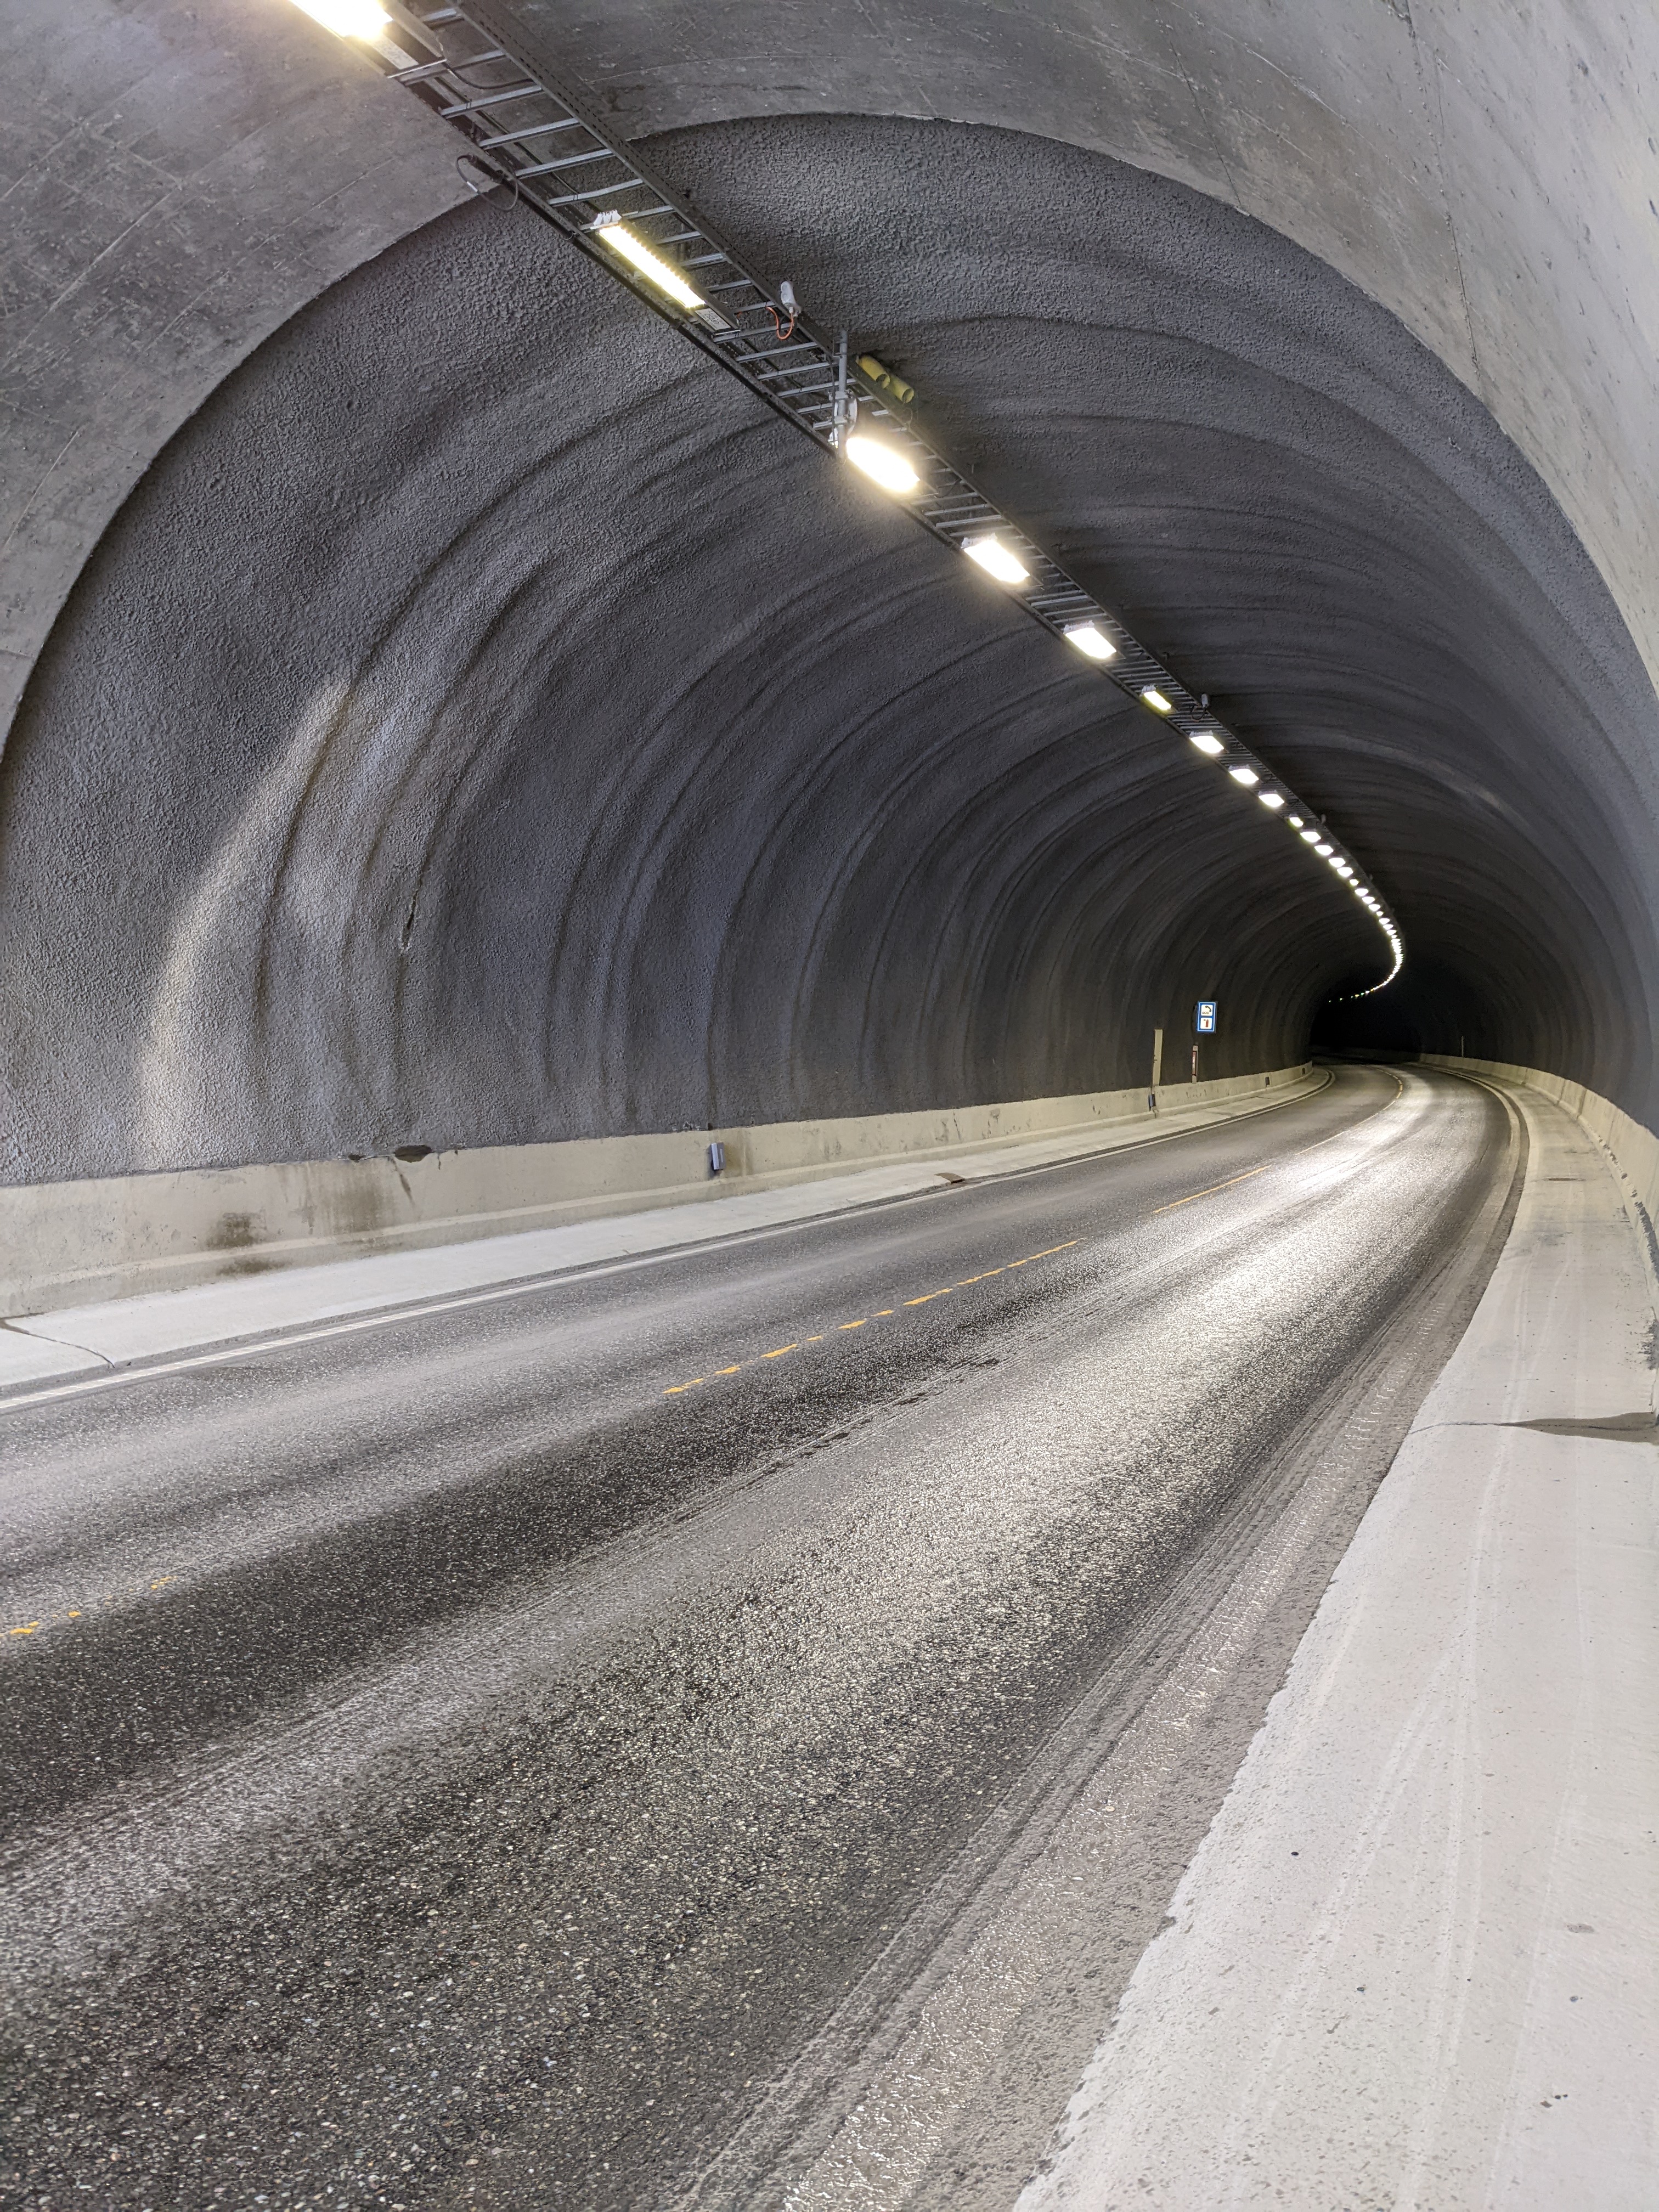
[659,1239,1082,1399]
[1153,1080,1407,1214]
[659,1081,1401,1399]
[1152,1163,1271,1214]
[6,1577,173,1642]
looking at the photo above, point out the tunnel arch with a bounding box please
[1,112,1651,1185]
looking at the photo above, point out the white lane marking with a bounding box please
[0,1074,1363,1419]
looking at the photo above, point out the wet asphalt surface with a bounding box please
[0,1065,1522,2210]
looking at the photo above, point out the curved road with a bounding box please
[1,1065,1522,2209]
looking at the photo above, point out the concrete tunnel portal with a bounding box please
[1,2,1656,2205]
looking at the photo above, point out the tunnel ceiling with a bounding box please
[2,105,1655,1183]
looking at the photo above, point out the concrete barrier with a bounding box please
[1423,1053,1659,1251]
[0,1064,1312,1317]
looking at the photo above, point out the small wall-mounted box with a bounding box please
[708,1140,726,1176]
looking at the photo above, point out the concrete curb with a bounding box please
[0,1063,1313,1320]
[0,1065,1327,1391]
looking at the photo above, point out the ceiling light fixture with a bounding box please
[843,433,921,495]
[1259,791,1285,810]
[1314,841,1334,856]
[1300,828,1321,844]
[337,20,1406,990]
[1229,765,1260,787]
[590,213,707,313]
[1288,814,1305,827]
[291,0,390,31]
[963,535,1030,585]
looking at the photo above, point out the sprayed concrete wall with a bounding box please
[2,0,1655,1207]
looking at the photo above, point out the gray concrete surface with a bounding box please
[0,1063,1318,1375]
[0,0,470,731]
[0,1064,1519,2208]
[5,107,1655,1191]
[2,3,1656,1202]
[1022,1078,1657,2209]
[0,1062,1313,1319]
[1420,1047,1659,1253]
[527,0,1659,727]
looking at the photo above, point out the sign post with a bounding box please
[1193,998,1217,1082]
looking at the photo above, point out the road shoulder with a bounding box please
[1021,1079,1659,2209]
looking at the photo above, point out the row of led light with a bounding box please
[498,190,1409,984]
[1188,724,1404,983]
[287,0,1407,985]
[838,428,1404,973]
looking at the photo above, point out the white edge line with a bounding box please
[0,1070,1338,1419]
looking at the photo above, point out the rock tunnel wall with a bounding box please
[2,114,1652,1183]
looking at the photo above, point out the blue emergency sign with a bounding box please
[1195,1000,1218,1034]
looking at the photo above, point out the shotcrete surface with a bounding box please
[4,120,1653,1184]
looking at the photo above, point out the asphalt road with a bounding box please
[0,1064,1523,2211]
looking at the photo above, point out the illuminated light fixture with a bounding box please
[1314,841,1334,856]
[844,433,920,495]
[1288,814,1305,827]
[1259,791,1286,810]
[1228,765,1260,787]
[1064,622,1117,662]
[590,213,707,313]
[964,535,1030,585]
[1300,828,1321,844]
[291,0,388,31]
[1141,687,1173,714]
[1189,731,1226,757]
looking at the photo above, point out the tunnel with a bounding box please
[3,1,1656,2204]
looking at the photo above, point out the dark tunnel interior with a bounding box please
[2,115,1655,1184]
